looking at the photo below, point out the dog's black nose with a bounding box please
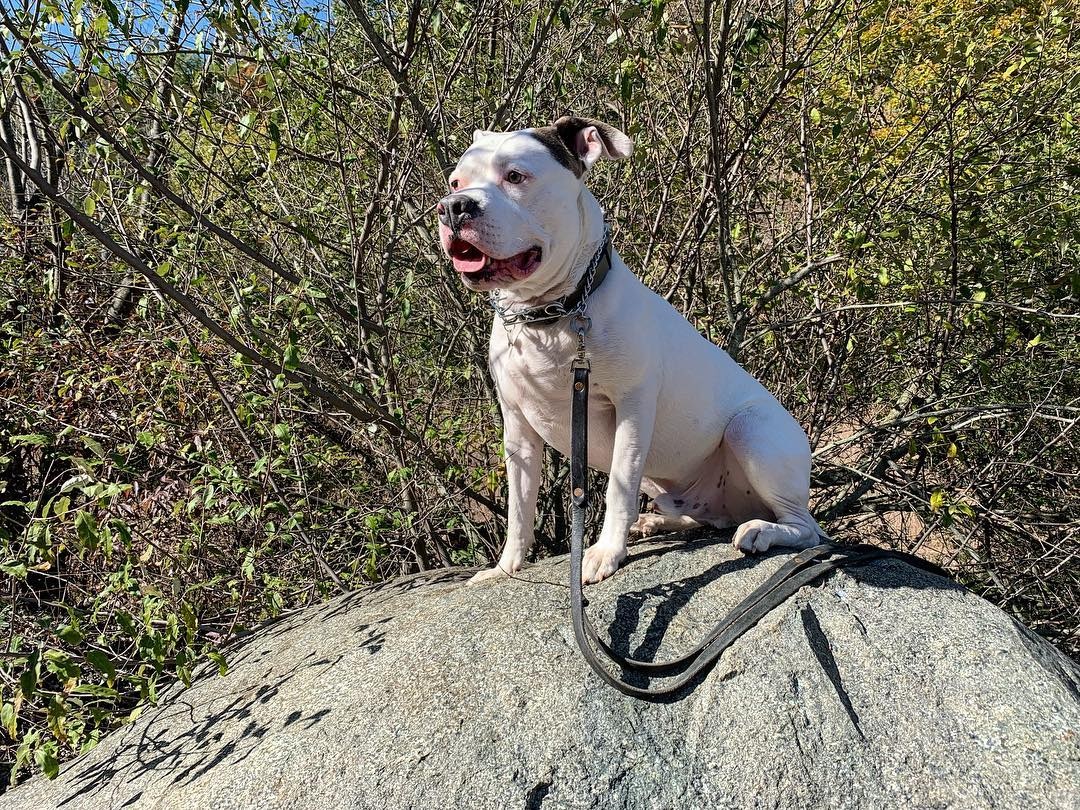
[438,193,480,230]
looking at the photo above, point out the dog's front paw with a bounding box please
[468,557,527,584]
[468,566,509,585]
[581,543,627,584]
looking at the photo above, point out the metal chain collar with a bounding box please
[488,227,611,329]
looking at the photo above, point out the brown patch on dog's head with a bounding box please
[528,116,634,176]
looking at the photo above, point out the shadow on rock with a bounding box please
[55,613,395,808]
[600,533,961,700]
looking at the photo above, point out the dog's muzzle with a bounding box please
[437,193,480,233]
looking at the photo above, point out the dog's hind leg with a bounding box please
[722,406,822,554]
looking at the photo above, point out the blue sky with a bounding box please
[4,0,334,69]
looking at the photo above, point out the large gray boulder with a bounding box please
[3,533,1078,809]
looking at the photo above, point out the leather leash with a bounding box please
[567,322,950,699]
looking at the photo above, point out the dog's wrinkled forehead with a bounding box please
[454,130,571,179]
[452,118,633,183]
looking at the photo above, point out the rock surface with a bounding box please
[2,532,1078,810]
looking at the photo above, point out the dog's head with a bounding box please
[437,117,633,292]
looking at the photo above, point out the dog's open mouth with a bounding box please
[448,238,542,279]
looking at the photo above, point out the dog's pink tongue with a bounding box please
[453,254,487,274]
[449,238,487,274]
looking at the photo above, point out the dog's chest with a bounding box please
[489,327,598,451]
[492,328,571,396]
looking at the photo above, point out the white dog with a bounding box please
[438,117,822,585]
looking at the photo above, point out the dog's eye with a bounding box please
[449,178,459,190]
[505,170,526,184]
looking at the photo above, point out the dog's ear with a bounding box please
[473,129,497,144]
[552,116,634,170]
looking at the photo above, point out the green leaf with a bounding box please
[952,502,975,519]
[239,111,257,139]
[70,683,119,699]
[1,561,27,579]
[283,343,300,371]
[1,702,16,739]
[85,650,116,685]
[292,12,312,35]
[19,651,40,700]
[207,651,228,676]
[10,433,51,447]
[57,625,83,646]
[116,611,137,638]
[929,490,945,512]
[180,602,198,636]
[44,649,82,682]
[75,511,99,551]
[99,0,120,26]
[111,519,132,551]
[52,496,71,518]
[80,435,105,458]
[35,748,59,780]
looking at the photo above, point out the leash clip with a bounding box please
[570,313,591,337]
